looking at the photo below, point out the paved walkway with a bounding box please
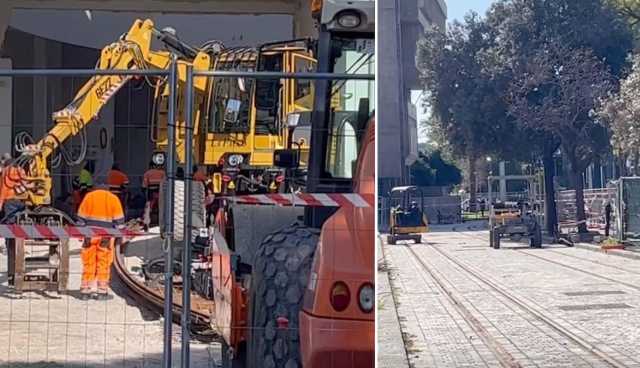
[0,239,219,368]
[377,236,409,368]
[381,223,640,368]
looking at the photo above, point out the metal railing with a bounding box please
[0,64,373,367]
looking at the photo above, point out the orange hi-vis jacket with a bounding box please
[77,189,124,293]
[77,189,125,227]
[143,168,165,189]
[0,166,28,209]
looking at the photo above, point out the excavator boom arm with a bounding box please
[16,19,209,206]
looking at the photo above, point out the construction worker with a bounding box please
[0,155,34,222]
[193,165,207,184]
[0,153,35,286]
[78,160,95,191]
[605,200,613,237]
[107,162,130,208]
[77,186,124,300]
[142,160,166,230]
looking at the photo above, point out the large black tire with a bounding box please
[412,235,422,244]
[161,180,206,241]
[247,223,319,368]
[387,235,396,245]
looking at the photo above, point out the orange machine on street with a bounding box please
[208,1,375,366]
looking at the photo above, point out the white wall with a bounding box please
[10,10,293,49]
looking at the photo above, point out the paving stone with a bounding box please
[381,224,640,367]
[0,239,218,367]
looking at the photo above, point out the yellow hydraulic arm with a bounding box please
[14,19,210,206]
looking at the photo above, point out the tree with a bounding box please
[599,54,640,175]
[417,15,517,211]
[485,0,633,234]
[509,44,615,232]
[410,150,462,187]
[608,0,640,37]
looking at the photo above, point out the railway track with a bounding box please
[395,233,637,368]
[453,229,640,292]
[113,242,219,342]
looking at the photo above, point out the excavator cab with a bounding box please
[388,186,429,244]
[150,39,316,194]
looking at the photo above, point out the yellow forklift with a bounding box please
[387,186,429,244]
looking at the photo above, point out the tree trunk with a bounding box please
[468,156,477,212]
[542,151,558,237]
[572,169,588,233]
[619,154,627,177]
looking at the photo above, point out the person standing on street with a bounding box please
[107,163,130,209]
[605,200,613,237]
[142,161,166,230]
[193,165,207,184]
[0,152,35,286]
[78,160,95,191]
[77,186,125,300]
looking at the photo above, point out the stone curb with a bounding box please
[574,242,640,261]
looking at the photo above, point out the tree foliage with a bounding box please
[608,0,640,37]
[410,150,462,187]
[486,0,632,232]
[508,44,614,173]
[417,14,521,209]
[598,54,640,173]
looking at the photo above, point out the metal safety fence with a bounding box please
[378,195,462,233]
[556,188,616,233]
[0,64,374,368]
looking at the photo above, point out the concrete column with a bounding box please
[33,37,48,139]
[499,161,507,201]
[0,1,10,53]
[293,0,316,38]
[0,58,11,155]
[0,2,12,154]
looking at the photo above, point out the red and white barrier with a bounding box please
[224,193,374,208]
[0,224,141,239]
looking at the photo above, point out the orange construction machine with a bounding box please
[206,1,375,367]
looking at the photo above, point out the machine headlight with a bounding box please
[227,154,244,167]
[358,283,374,313]
[337,12,361,28]
[152,152,166,166]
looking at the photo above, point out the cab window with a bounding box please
[209,59,254,134]
[293,55,316,111]
[325,37,375,179]
[254,54,283,135]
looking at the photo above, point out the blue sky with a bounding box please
[446,0,494,23]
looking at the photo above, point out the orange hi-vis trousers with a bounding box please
[80,237,115,293]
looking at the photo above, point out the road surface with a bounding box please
[380,222,640,368]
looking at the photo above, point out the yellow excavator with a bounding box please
[7,18,315,211]
[1,18,315,293]
[10,19,210,207]
[152,38,316,193]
